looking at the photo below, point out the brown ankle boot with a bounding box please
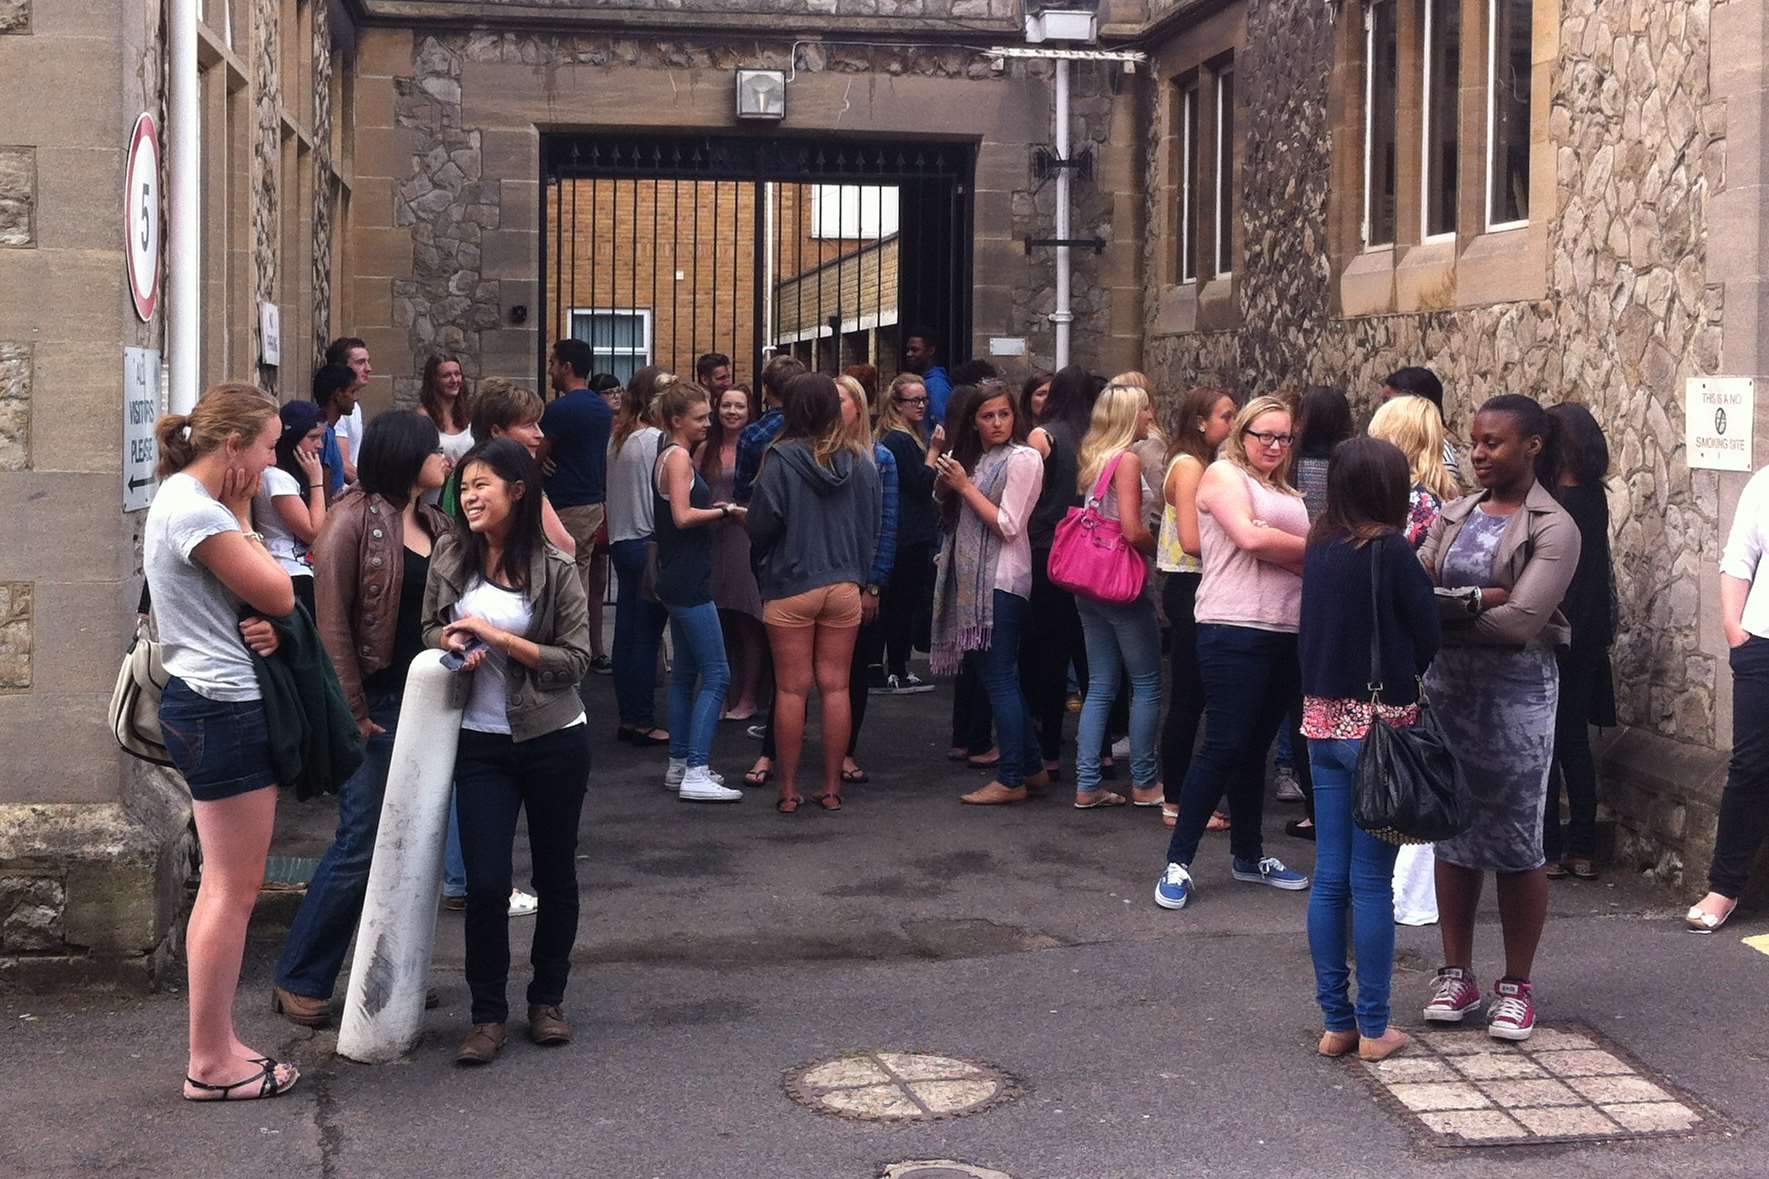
[456,1023,507,1065]
[528,1005,573,1045]
[271,986,331,1028]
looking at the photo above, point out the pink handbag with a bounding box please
[1047,452,1147,605]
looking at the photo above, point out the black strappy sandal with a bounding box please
[184,1058,300,1102]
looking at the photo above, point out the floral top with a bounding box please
[1301,695,1421,741]
[1404,484,1444,550]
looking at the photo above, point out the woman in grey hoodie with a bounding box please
[746,373,883,813]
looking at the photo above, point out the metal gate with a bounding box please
[539,134,974,391]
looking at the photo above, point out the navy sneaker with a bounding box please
[1154,862,1193,910]
[1231,856,1310,890]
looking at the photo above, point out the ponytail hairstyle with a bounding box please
[155,383,278,478]
[1076,382,1151,493]
[453,436,545,592]
[1166,387,1236,469]
[654,380,711,437]
[875,372,929,452]
[613,365,676,450]
[419,353,469,433]
[274,399,329,487]
[1479,393,1561,491]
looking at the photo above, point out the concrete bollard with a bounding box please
[337,649,466,1063]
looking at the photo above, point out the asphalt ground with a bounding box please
[4,670,1767,1178]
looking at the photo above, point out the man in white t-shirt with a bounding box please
[325,336,373,483]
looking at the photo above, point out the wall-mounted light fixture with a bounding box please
[736,69,787,120]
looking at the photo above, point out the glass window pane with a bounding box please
[1366,0,1398,246]
[1424,0,1461,236]
[1488,0,1532,225]
[1181,85,1199,282]
[1216,67,1235,274]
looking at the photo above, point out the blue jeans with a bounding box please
[276,690,399,999]
[1076,595,1163,794]
[1307,737,1399,1037]
[611,538,669,729]
[444,796,467,898]
[979,590,1040,787]
[1165,624,1307,868]
[667,600,730,767]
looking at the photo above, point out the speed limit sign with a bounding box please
[125,113,161,323]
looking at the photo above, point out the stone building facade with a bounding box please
[3,0,1769,988]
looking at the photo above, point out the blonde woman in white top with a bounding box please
[1157,387,1238,828]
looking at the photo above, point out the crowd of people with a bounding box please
[143,323,1769,1098]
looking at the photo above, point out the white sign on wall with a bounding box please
[123,347,162,512]
[260,301,281,367]
[124,114,161,323]
[1685,377,1755,472]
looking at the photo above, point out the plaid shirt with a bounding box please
[732,406,785,505]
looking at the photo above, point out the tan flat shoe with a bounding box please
[961,781,1028,805]
[1359,1029,1411,1061]
[456,1023,507,1065]
[528,1005,573,1046]
[270,985,330,1028]
[1318,1029,1358,1057]
[1074,790,1127,810]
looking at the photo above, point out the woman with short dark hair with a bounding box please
[425,437,594,1064]
[255,400,330,618]
[273,410,454,1029]
[1301,437,1440,1062]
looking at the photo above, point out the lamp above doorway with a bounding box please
[736,69,787,121]
[1025,2,1099,44]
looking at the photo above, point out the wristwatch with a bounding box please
[864,584,881,598]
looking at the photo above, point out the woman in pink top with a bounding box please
[1155,395,1314,910]
[930,381,1048,804]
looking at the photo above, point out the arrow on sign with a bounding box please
[127,476,156,491]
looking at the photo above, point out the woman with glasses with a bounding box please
[1155,395,1313,910]
[874,373,940,694]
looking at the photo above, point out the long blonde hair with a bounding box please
[1368,394,1458,500]
[1224,394,1301,493]
[874,372,928,453]
[1110,369,1167,452]
[154,383,279,477]
[1077,382,1150,492]
[833,374,877,459]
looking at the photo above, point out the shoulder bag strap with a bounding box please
[1087,452,1126,509]
[1367,541,1384,702]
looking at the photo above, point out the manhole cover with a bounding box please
[881,1164,1012,1179]
[786,1051,1023,1122]
[1353,1022,1726,1148]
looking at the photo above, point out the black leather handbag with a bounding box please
[1353,544,1472,846]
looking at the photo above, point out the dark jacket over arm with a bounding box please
[250,606,364,800]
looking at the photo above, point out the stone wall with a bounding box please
[1141,0,1729,886]
[312,0,335,369]
[0,341,26,471]
[252,0,281,391]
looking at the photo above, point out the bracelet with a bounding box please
[243,531,267,546]
[310,483,324,490]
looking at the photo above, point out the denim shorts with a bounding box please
[159,677,279,802]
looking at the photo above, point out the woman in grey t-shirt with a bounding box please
[145,383,302,1104]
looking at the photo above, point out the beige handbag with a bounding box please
[110,616,172,765]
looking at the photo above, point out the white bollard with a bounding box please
[337,649,466,1063]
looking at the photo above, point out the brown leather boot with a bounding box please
[456,1023,507,1065]
[528,1005,573,1046]
[271,986,330,1028]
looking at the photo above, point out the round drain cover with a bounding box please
[882,1163,1013,1179]
[786,1051,1023,1123]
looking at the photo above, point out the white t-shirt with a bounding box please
[334,404,366,471]
[458,577,534,734]
[422,426,476,507]
[144,472,260,702]
[253,467,313,577]
[1722,465,1769,641]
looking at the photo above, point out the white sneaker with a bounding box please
[665,758,725,789]
[678,766,743,802]
[507,889,538,918]
[1273,766,1304,802]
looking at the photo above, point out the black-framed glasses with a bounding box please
[1243,430,1295,449]
[895,396,929,407]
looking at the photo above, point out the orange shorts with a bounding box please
[762,582,862,630]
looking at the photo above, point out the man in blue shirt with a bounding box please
[904,326,954,433]
[539,338,615,622]
[733,354,808,505]
[312,362,358,498]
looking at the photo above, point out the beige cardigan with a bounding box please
[1418,480,1581,649]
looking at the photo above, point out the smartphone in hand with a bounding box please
[440,635,487,671]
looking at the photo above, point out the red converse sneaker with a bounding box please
[1487,978,1536,1042]
[1422,967,1482,1023]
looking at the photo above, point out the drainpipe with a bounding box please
[168,0,200,414]
[1051,57,1073,369]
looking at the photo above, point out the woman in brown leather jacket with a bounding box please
[273,411,453,1025]
[1416,394,1579,1045]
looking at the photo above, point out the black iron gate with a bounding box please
[539,134,974,391]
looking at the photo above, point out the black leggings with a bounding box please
[1160,573,1205,805]
[847,612,886,757]
[1544,647,1604,862]
[1021,550,1081,762]
[882,542,936,677]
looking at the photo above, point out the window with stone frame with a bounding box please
[1486,0,1532,228]
[1363,0,1399,248]
[1214,60,1236,277]
[1421,0,1460,239]
[1177,78,1201,284]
